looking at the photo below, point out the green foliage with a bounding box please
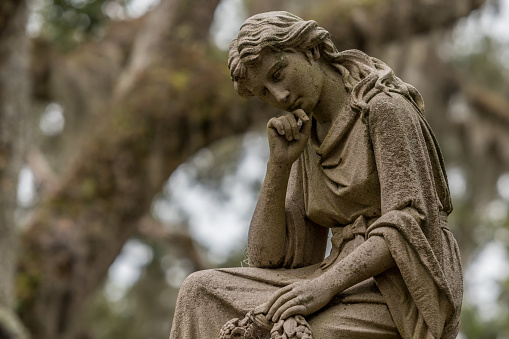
[81,237,185,339]
[80,234,248,338]
[449,35,509,94]
[461,303,509,339]
[15,271,41,316]
[39,0,104,49]
[38,0,134,50]
[446,24,509,339]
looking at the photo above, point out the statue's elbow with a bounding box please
[247,248,284,268]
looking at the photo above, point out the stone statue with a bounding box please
[169,11,463,339]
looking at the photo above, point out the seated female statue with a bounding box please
[169,11,463,339]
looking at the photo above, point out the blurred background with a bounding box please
[1,0,509,338]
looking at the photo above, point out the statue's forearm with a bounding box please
[323,235,396,294]
[248,160,292,268]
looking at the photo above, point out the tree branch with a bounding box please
[137,217,207,271]
[309,0,488,51]
[462,84,509,128]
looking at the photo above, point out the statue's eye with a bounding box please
[273,69,283,82]
[262,87,269,97]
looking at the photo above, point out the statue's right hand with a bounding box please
[261,275,336,322]
[267,109,311,166]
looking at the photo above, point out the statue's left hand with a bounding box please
[262,276,336,322]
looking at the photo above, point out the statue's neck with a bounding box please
[312,63,349,143]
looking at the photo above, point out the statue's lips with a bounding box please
[289,97,301,111]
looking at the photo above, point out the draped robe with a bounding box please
[169,62,463,339]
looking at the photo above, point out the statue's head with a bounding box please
[228,11,423,116]
[228,11,337,99]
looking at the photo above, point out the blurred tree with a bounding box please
[0,0,30,337]
[1,0,508,338]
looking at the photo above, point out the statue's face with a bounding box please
[241,48,324,114]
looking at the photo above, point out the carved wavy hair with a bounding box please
[228,11,425,115]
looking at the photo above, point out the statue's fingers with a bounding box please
[268,294,294,321]
[267,117,285,136]
[280,305,307,320]
[272,298,300,322]
[279,117,294,141]
[300,115,312,138]
[285,114,300,140]
[263,285,292,315]
[266,290,295,321]
[292,109,309,122]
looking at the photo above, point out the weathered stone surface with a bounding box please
[169,11,463,339]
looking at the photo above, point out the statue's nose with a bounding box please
[267,84,290,103]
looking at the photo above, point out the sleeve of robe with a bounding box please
[366,93,463,339]
[282,158,329,269]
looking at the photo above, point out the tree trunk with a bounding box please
[0,0,29,338]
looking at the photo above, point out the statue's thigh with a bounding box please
[307,302,401,339]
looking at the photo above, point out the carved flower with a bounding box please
[219,312,268,339]
[220,310,312,339]
[269,316,312,339]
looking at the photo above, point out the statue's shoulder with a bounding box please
[363,91,423,139]
[367,91,419,120]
